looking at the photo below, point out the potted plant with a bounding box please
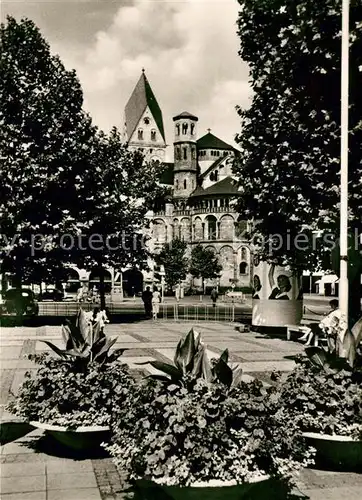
[106,329,314,499]
[276,317,362,470]
[7,309,133,450]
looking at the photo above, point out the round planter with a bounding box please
[303,432,362,471]
[29,421,110,451]
[135,475,289,500]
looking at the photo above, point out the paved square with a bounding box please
[1,320,361,499]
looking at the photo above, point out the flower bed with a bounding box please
[106,329,314,492]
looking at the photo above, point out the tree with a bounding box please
[189,243,222,291]
[0,16,97,289]
[233,0,362,322]
[72,128,164,308]
[155,239,188,289]
[0,17,164,307]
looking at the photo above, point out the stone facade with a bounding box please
[122,71,253,293]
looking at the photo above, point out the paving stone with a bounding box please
[1,321,361,499]
[0,462,46,477]
[1,492,46,500]
[47,471,98,490]
[47,488,102,500]
[0,347,23,359]
[304,486,362,499]
[242,360,296,372]
[0,474,46,494]
[46,459,94,474]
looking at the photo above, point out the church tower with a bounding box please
[173,111,198,199]
[124,70,166,162]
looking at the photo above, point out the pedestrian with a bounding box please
[299,299,346,348]
[152,286,161,320]
[210,287,218,308]
[76,286,84,302]
[142,286,153,318]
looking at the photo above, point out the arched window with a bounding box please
[206,215,217,240]
[214,171,219,181]
[176,124,180,136]
[151,129,156,141]
[183,147,187,160]
[239,262,248,275]
[175,179,179,190]
[184,179,187,189]
[175,147,181,161]
[182,123,188,134]
[138,129,143,140]
[190,123,195,135]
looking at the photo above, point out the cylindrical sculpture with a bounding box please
[252,257,303,327]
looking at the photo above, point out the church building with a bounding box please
[124,71,253,293]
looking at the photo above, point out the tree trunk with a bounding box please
[98,265,106,310]
[13,266,22,289]
[348,276,361,328]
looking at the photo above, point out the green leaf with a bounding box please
[76,309,90,342]
[340,328,356,368]
[231,366,244,387]
[40,340,68,359]
[93,337,118,361]
[351,316,362,346]
[174,329,198,372]
[212,358,233,388]
[193,347,213,382]
[107,348,127,362]
[305,346,328,368]
[219,349,229,364]
[136,360,182,380]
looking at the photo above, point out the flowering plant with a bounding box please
[275,316,362,440]
[275,353,362,441]
[7,310,133,428]
[107,345,314,489]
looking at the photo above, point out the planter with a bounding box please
[134,476,289,500]
[29,421,110,451]
[303,432,362,471]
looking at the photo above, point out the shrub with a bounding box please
[275,354,362,440]
[7,309,134,428]
[107,377,314,488]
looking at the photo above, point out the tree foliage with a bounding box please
[233,0,362,273]
[0,17,163,299]
[155,238,188,288]
[0,16,95,286]
[189,243,222,282]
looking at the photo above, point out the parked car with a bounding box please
[38,288,64,302]
[0,288,39,316]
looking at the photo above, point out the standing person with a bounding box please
[252,275,262,299]
[142,286,153,318]
[152,286,161,320]
[76,286,84,302]
[210,287,218,308]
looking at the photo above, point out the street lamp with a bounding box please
[339,0,350,320]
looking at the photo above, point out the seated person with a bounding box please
[299,299,344,347]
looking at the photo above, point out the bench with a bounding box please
[286,324,328,346]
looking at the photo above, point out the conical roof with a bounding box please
[125,71,165,141]
[173,111,198,121]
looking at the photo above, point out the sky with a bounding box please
[1,0,252,158]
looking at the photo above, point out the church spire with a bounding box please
[124,71,165,142]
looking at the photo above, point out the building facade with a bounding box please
[125,72,253,293]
